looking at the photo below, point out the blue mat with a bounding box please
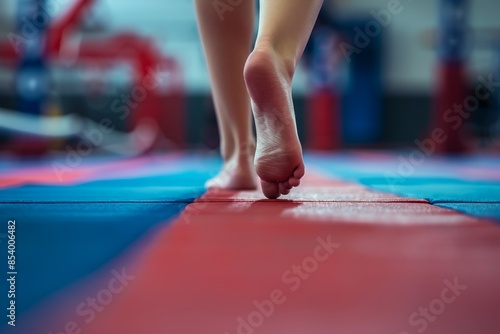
[436,203,500,221]
[0,173,207,203]
[0,202,188,318]
[0,164,213,318]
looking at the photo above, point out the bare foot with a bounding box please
[205,142,258,190]
[244,41,305,199]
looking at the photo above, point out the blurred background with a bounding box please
[0,0,499,157]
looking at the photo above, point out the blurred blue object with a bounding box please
[339,18,383,145]
[438,0,469,62]
[16,0,50,116]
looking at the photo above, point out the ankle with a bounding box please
[230,140,256,162]
[220,143,235,162]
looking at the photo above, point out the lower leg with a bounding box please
[244,0,324,198]
[195,0,257,189]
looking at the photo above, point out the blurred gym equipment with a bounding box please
[0,0,185,156]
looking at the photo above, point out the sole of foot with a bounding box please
[244,42,305,199]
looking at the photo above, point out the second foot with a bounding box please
[205,150,258,191]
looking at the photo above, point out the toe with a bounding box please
[289,177,300,187]
[261,180,280,199]
[293,163,305,179]
[282,180,292,189]
[204,178,217,189]
[279,182,290,195]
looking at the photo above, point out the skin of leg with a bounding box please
[244,0,324,198]
[194,0,257,189]
[257,0,324,74]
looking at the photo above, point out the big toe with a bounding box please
[261,180,280,199]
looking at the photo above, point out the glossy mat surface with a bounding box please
[1,152,499,334]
